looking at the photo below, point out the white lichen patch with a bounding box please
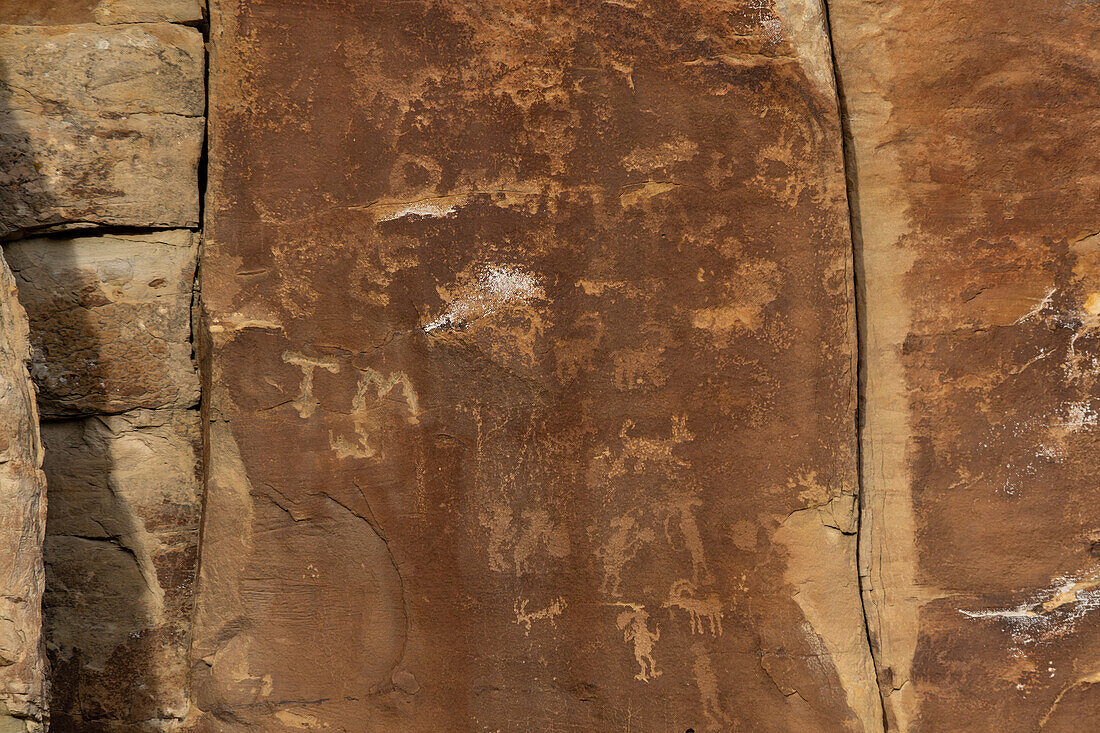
[424,264,545,332]
[959,570,1100,646]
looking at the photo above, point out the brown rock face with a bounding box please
[0,0,204,26]
[4,231,200,416]
[193,0,877,729]
[0,255,47,732]
[41,410,202,733]
[829,0,1100,728]
[0,23,204,237]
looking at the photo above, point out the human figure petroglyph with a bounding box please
[480,504,570,575]
[596,513,656,597]
[662,494,713,585]
[691,641,732,729]
[664,579,723,636]
[612,603,661,682]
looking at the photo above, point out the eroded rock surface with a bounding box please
[4,231,200,416]
[0,0,204,26]
[42,410,202,732]
[0,255,47,731]
[193,0,876,729]
[0,23,204,238]
[830,0,1100,728]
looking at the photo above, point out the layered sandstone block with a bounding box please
[4,231,200,416]
[0,23,204,237]
[192,0,876,730]
[41,410,202,732]
[0,256,47,732]
[830,0,1100,728]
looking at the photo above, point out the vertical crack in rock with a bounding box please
[819,0,889,728]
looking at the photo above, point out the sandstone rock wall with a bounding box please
[829,0,1100,729]
[0,252,47,732]
[0,0,1094,729]
[0,2,206,730]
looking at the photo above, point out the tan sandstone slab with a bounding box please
[0,23,204,237]
[0,254,47,732]
[3,230,199,416]
[191,0,876,730]
[41,409,202,733]
[829,0,1100,728]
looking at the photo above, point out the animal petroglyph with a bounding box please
[607,415,693,478]
[664,579,723,636]
[595,513,656,597]
[282,351,339,419]
[514,597,566,636]
[612,603,661,682]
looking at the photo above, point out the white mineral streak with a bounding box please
[424,265,545,332]
[959,571,1100,646]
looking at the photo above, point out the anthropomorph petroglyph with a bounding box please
[661,494,713,585]
[481,505,570,575]
[514,597,566,636]
[691,641,732,729]
[596,513,656,597]
[664,579,723,636]
[282,351,339,419]
[613,603,661,682]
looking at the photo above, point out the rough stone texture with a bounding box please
[830,0,1100,729]
[0,0,204,26]
[4,231,200,417]
[41,410,202,733]
[0,255,47,732]
[0,23,204,238]
[191,0,877,730]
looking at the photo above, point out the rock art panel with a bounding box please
[0,255,47,732]
[4,231,199,416]
[829,0,1100,728]
[194,0,874,729]
[0,23,204,238]
[41,410,202,732]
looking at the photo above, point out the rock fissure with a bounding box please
[819,0,889,728]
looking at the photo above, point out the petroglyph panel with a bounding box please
[194,0,873,729]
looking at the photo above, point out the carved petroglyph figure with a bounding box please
[664,579,723,636]
[596,513,656,597]
[607,415,693,478]
[514,597,566,636]
[282,351,339,419]
[481,505,570,575]
[613,603,661,682]
[691,641,732,729]
[661,494,713,585]
[330,367,420,459]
